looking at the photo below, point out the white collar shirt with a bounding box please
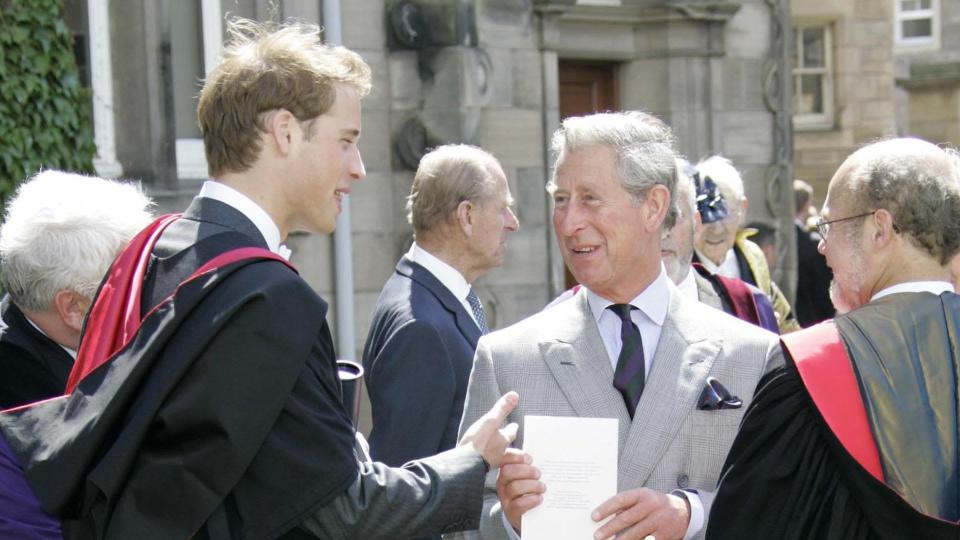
[199,181,290,259]
[676,266,699,302]
[870,281,955,302]
[695,247,742,280]
[586,266,670,375]
[407,243,481,329]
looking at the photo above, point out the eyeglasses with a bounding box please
[814,211,876,239]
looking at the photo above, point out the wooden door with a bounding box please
[557,61,617,289]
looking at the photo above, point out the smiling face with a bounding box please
[695,183,743,266]
[284,84,365,235]
[552,145,664,302]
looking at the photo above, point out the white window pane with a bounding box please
[802,28,825,68]
[797,74,824,114]
[902,18,933,38]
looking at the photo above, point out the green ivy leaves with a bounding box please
[0,0,95,202]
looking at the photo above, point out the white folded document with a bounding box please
[521,415,618,540]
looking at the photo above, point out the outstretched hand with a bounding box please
[459,391,520,468]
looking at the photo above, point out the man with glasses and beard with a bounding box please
[707,138,960,538]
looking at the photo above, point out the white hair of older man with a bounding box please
[0,170,154,311]
[695,154,745,203]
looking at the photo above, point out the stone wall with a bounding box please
[792,0,896,206]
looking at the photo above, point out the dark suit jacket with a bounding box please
[363,255,482,466]
[4,197,484,540]
[0,297,74,409]
[794,224,834,327]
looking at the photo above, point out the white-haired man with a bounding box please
[364,144,518,471]
[693,156,798,332]
[708,138,960,538]
[0,171,153,409]
[451,111,782,540]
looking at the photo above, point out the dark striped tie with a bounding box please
[609,303,645,417]
[467,288,488,334]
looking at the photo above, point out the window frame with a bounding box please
[894,0,940,52]
[792,23,835,131]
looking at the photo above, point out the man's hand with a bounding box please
[591,488,690,540]
[496,448,544,533]
[459,391,520,468]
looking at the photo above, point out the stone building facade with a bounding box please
[790,0,897,209]
[894,0,960,147]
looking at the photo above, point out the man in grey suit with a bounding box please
[452,111,782,540]
[364,144,519,468]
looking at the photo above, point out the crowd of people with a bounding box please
[0,18,957,540]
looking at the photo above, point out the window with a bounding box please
[172,0,222,179]
[895,0,939,50]
[792,25,834,130]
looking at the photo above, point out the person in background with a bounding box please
[363,144,518,469]
[693,155,799,332]
[0,171,153,409]
[792,179,834,326]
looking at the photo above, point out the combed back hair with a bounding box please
[793,179,814,215]
[548,111,678,228]
[407,144,503,238]
[696,155,745,202]
[846,138,960,263]
[198,18,372,178]
[0,171,154,311]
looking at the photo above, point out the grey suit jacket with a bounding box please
[449,285,783,540]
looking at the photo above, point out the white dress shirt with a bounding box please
[870,280,954,301]
[696,247,741,280]
[406,243,482,329]
[676,266,699,302]
[199,181,291,259]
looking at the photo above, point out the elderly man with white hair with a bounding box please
[693,155,799,332]
[0,170,153,409]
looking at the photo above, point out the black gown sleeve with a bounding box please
[706,362,959,540]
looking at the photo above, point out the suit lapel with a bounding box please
[397,256,482,347]
[538,291,633,445]
[619,288,722,487]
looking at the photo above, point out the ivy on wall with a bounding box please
[0,0,96,202]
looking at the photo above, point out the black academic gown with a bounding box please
[0,297,75,409]
[706,292,960,539]
[1,198,484,540]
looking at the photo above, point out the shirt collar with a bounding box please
[586,266,670,327]
[871,280,955,302]
[676,266,699,301]
[407,243,472,301]
[200,181,284,255]
[22,311,77,359]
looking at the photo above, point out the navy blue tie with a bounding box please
[609,304,645,417]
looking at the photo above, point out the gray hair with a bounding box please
[674,158,697,223]
[0,170,154,311]
[847,138,960,264]
[695,155,745,202]
[406,144,503,238]
[548,111,678,228]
